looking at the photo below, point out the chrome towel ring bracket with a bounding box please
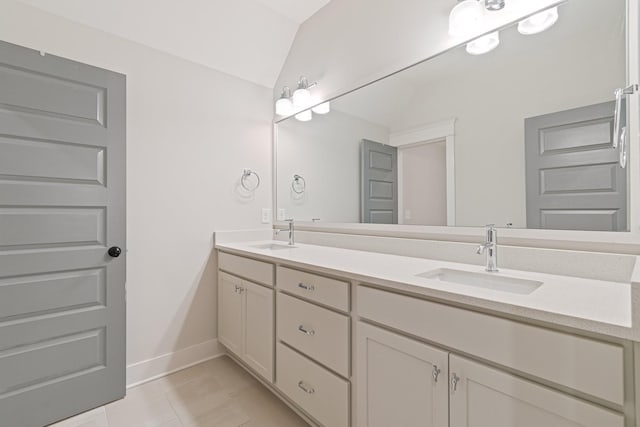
[241,169,260,192]
[291,174,306,194]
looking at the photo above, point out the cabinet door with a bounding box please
[356,322,448,427]
[243,280,274,382]
[218,272,243,355]
[449,355,624,427]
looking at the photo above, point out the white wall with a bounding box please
[400,141,447,226]
[277,110,389,222]
[0,1,273,381]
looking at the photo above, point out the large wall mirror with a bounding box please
[276,0,631,232]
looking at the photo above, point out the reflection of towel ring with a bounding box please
[291,174,306,194]
[241,169,260,191]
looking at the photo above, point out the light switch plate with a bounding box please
[261,208,271,224]
[277,209,286,221]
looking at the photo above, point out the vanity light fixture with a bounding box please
[275,86,293,116]
[466,31,500,55]
[293,76,313,108]
[276,75,330,121]
[517,6,559,35]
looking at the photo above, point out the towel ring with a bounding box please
[291,174,306,194]
[241,169,260,192]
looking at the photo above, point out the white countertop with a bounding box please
[216,240,637,341]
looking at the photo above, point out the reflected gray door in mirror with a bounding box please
[525,101,627,231]
[361,140,398,224]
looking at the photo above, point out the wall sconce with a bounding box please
[275,75,331,121]
[449,1,560,56]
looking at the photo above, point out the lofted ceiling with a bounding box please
[16,0,331,88]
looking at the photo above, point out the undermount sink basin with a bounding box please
[251,243,297,250]
[417,268,543,295]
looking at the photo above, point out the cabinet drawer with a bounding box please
[218,251,274,287]
[277,266,349,312]
[277,342,350,427]
[278,293,350,377]
[357,285,624,405]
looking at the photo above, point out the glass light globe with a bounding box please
[311,101,331,115]
[449,0,483,37]
[295,109,312,122]
[466,31,500,55]
[518,7,559,35]
[275,97,293,116]
[293,88,312,108]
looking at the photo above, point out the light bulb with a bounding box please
[518,7,559,35]
[312,101,330,115]
[275,87,293,116]
[293,88,311,108]
[449,0,483,37]
[295,110,312,122]
[466,31,500,55]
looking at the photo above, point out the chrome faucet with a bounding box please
[476,224,498,272]
[285,219,295,245]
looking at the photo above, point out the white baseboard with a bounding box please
[126,339,225,388]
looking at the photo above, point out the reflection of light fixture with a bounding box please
[275,87,293,116]
[484,0,504,11]
[518,7,559,35]
[276,75,328,121]
[466,31,500,55]
[295,110,312,122]
[448,0,483,36]
[293,76,312,108]
[312,101,331,115]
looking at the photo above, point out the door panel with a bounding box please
[525,101,627,231]
[357,322,448,427]
[361,139,398,224]
[243,280,274,382]
[0,41,125,427]
[449,355,624,427]
[218,272,243,356]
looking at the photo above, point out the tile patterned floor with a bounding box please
[51,356,308,427]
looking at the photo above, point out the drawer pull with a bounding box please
[298,282,315,291]
[298,380,315,394]
[451,373,460,393]
[298,325,316,336]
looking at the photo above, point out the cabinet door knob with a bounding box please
[451,373,460,393]
[298,325,315,336]
[298,381,315,394]
[108,246,122,257]
[432,365,441,383]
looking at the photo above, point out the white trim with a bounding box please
[628,0,639,233]
[391,120,456,226]
[389,119,456,147]
[126,339,225,388]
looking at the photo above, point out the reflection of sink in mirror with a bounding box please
[417,268,543,295]
[251,243,297,250]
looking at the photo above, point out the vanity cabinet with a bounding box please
[356,322,448,427]
[449,355,624,427]
[218,253,274,383]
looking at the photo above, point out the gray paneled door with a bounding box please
[361,139,398,224]
[0,41,126,426]
[525,101,627,231]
